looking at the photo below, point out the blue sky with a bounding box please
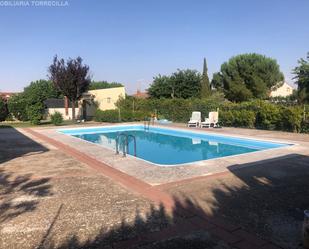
[0,0,308,93]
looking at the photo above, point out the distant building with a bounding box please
[270,82,294,98]
[44,87,126,120]
[44,98,81,120]
[133,89,149,99]
[0,92,17,101]
[88,87,126,111]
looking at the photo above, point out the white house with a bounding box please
[44,87,126,120]
[270,82,294,98]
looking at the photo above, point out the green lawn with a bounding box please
[0,120,78,129]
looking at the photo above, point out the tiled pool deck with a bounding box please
[26,123,308,185]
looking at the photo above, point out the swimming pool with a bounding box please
[59,125,291,166]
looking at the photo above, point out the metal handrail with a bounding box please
[144,118,151,131]
[116,133,127,156]
[115,132,137,157]
[126,134,137,157]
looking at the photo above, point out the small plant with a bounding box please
[50,112,63,126]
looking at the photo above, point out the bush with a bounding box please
[279,107,303,132]
[116,97,309,133]
[233,110,256,128]
[116,97,221,123]
[26,103,44,125]
[94,109,150,123]
[301,120,309,133]
[220,110,234,126]
[0,98,8,122]
[50,112,63,126]
[255,102,281,130]
[7,95,29,121]
[220,110,255,128]
[95,109,120,123]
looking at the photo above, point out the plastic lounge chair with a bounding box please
[187,111,201,127]
[201,112,219,128]
[211,111,219,127]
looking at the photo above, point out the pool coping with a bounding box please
[57,124,294,167]
[23,123,306,185]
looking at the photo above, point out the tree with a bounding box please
[48,56,91,120]
[89,81,123,90]
[200,58,211,98]
[23,80,61,105]
[148,69,201,99]
[0,98,8,121]
[212,53,284,102]
[7,80,61,123]
[293,52,309,103]
[147,75,172,98]
[7,94,29,121]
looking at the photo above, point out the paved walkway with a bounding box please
[22,127,291,249]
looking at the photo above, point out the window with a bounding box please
[107,97,111,103]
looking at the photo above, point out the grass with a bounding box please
[0,120,80,129]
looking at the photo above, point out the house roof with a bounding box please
[0,92,17,100]
[133,90,149,99]
[44,98,75,108]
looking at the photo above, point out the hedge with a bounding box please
[0,98,8,122]
[115,97,309,133]
[94,109,151,123]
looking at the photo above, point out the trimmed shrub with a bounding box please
[279,107,303,132]
[95,109,119,123]
[0,98,8,122]
[233,110,256,128]
[27,103,44,125]
[50,112,63,126]
[255,102,281,130]
[94,109,150,123]
[220,111,235,127]
[220,110,255,128]
[301,120,309,133]
[115,97,309,133]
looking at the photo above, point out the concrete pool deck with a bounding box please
[25,123,309,185]
[2,124,309,248]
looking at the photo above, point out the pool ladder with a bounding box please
[115,132,137,157]
[144,117,154,131]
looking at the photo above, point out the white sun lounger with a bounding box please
[187,111,201,128]
[201,111,219,128]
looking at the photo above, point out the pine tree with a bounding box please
[201,58,211,98]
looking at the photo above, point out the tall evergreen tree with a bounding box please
[293,52,309,103]
[200,58,211,98]
[212,53,284,102]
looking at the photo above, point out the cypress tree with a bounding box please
[201,58,211,98]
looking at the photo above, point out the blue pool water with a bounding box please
[59,125,290,165]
